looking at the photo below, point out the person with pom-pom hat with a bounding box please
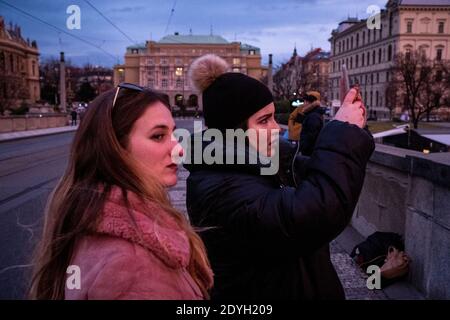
[184,54,374,300]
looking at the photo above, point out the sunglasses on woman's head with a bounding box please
[112,82,145,109]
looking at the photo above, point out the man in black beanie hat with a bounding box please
[184,54,374,300]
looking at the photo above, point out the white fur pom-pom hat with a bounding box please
[188,54,273,130]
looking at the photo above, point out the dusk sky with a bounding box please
[0,0,387,67]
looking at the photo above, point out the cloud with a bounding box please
[1,0,392,67]
[108,6,146,13]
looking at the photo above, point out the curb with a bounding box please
[0,127,79,143]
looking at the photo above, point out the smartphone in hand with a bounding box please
[340,64,350,104]
[340,64,363,103]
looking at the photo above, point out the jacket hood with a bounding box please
[302,100,323,114]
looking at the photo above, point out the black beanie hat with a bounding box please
[189,54,273,130]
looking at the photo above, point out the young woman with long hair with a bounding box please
[29,84,213,299]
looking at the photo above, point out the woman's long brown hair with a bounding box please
[29,88,213,299]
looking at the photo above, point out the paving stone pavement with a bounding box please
[330,240,388,300]
[169,166,388,300]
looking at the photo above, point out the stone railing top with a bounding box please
[0,113,68,119]
[371,143,450,189]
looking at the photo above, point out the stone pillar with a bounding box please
[267,54,273,94]
[59,52,67,113]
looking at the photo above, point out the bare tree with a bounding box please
[391,51,440,129]
[385,79,399,121]
[297,65,316,94]
[430,60,450,121]
[273,56,326,102]
[419,65,448,121]
[0,77,28,115]
[273,62,300,100]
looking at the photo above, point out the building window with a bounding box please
[376,91,379,106]
[356,34,359,47]
[233,58,240,65]
[350,57,353,69]
[356,55,359,68]
[0,51,4,71]
[148,79,155,88]
[379,48,382,63]
[10,54,14,72]
[346,38,349,51]
[436,48,443,61]
[362,31,366,44]
[249,50,255,55]
[147,66,155,76]
[406,21,413,33]
[372,50,376,65]
[351,37,354,49]
[175,67,183,76]
[176,79,183,88]
[131,49,138,54]
[367,52,370,65]
[389,13,393,36]
[377,73,379,83]
[386,71,390,82]
[406,49,411,60]
[419,45,428,58]
[438,21,445,34]
[404,45,413,60]
[162,66,169,76]
[32,61,36,76]
[147,58,154,65]
[388,45,393,61]
[362,53,365,67]
[420,17,431,33]
[175,58,182,65]
[370,91,373,106]
[368,29,371,42]
[161,79,168,88]
[161,58,168,65]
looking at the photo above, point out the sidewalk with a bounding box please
[0,116,199,143]
[0,125,79,143]
[169,165,425,300]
